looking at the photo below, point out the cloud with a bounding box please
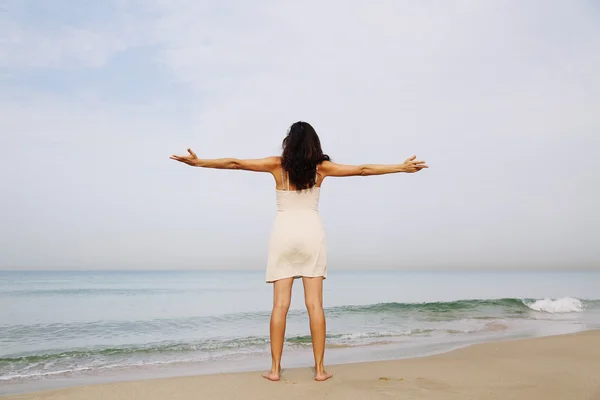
[1,1,599,269]
[0,0,157,69]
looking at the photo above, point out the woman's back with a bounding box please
[276,187,321,212]
[276,166,321,212]
[268,164,327,283]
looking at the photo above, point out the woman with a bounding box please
[170,121,428,382]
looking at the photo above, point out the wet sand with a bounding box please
[5,330,600,400]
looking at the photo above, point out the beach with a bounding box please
[4,330,599,400]
[2,270,600,396]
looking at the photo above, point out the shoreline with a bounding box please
[0,328,579,396]
[4,330,599,400]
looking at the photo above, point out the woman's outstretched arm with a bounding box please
[320,156,428,177]
[170,149,279,173]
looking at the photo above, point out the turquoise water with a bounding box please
[1,270,599,394]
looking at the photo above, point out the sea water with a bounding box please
[1,270,599,394]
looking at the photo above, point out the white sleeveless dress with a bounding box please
[265,169,327,283]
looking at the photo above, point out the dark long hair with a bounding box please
[281,121,330,191]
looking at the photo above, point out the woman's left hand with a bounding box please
[170,148,199,166]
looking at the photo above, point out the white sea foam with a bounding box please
[524,297,583,313]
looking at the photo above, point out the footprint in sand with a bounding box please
[378,377,404,383]
[375,377,405,396]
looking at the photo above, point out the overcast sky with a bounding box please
[1,1,599,270]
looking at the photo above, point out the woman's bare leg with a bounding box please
[302,276,333,381]
[263,277,293,381]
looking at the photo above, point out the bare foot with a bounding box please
[262,370,280,381]
[315,371,333,381]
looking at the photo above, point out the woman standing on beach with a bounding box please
[170,121,428,381]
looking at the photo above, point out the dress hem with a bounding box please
[266,274,327,284]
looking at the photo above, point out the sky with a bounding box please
[1,0,599,270]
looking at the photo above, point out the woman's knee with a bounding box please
[305,299,323,313]
[273,298,291,312]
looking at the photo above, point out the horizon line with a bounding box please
[0,267,598,272]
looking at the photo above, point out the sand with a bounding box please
[5,330,600,400]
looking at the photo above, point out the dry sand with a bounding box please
[5,330,600,400]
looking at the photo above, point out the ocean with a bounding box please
[1,270,599,395]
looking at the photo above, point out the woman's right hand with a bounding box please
[402,156,428,173]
